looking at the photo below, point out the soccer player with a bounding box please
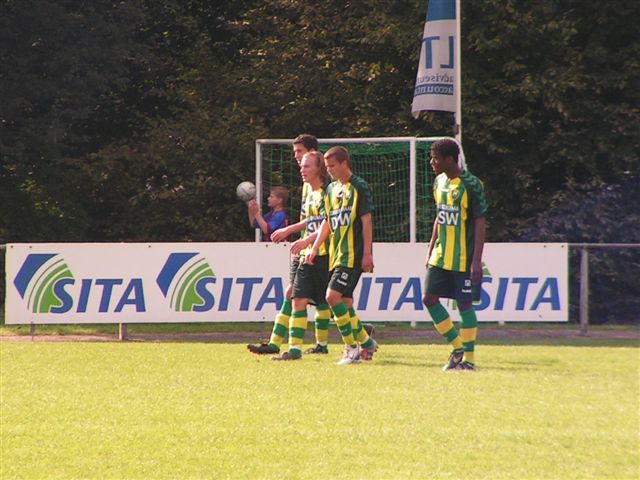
[422,138,487,371]
[307,146,378,365]
[246,186,289,242]
[246,134,334,355]
[270,150,331,360]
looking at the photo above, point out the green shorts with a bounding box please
[328,266,362,299]
[424,265,480,303]
[292,255,329,306]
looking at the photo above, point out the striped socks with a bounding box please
[331,302,356,347]
[460,308,478,365]
[268,299,292,352]
[314,303,331,346]
[288,310,307,358]
[427,303,463,351]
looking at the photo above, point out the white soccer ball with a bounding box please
[236,181,256,201]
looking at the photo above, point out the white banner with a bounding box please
[412,0,458,116]
[4,243,568,324]
[358,243,568,322]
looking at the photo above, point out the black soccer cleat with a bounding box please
[454,361,476,371]
[247,342,279,355]
[271,352,302,361]
[363,323,375,338]
[304,343,329,354]
[442,349,464,371]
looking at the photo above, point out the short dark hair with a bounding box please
[293,134,318,151]
[431,138,460,161]
[324,146,350,167]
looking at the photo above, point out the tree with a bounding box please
[2,0,638,321]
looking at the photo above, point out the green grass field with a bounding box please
[1,342,638,479]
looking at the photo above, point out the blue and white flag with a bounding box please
[411,0,459,117]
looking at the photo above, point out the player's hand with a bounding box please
[290,239,308,255]
[470,259,483,284]
[271,227,289,243]
[247,200,259,215]
[362,253,374,273]
[305,248,317,265]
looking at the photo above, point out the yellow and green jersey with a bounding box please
[428,170,488,272]
[324,175,374,270]
[299,181,330,258]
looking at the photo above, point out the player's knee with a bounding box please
[284,283,293,300]
[458,301,473,312]
[325,289,341,306]
[422,294,438,308]
[292,298,307,311]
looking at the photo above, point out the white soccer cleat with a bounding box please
[337,345,361,365]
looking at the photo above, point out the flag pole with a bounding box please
[454,0,462,144]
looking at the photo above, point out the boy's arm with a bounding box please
[470,216,486,283]
[247,200,259,228]
[361,212,374,273]
[426,217,438,266]
[271,218,307,243]
[290,232,317,255]
[305,220,329,265]
[253,209,268,234]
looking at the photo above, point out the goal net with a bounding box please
[255,137,464,243]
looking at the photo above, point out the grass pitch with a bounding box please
[1,342,638,479]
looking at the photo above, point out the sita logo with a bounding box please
[156,253,215,312]
[13,253,146,313]
[13,254,73,313]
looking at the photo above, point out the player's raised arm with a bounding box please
[305,219,329,265]
[247,199,259,227]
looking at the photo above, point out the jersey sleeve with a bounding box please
[464,174,488,219]
[266,211,287,234]
[354,179,373,217]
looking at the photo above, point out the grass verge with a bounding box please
[1,343,638,479]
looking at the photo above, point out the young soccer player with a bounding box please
[422,138,487,371]
[307,146,378,365]
[247,134,334,355]
[246,186,288,242]
[270,151,331,360]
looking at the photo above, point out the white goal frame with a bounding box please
[255,136,466,243]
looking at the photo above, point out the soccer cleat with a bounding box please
[247,342,279,355]
[363,323,375,337]
[271,352,302,361]
[360,339,378,361]
[304,343,329,354]
[454,361,476,371]
[442,349,464,371]
[337,345,361,365]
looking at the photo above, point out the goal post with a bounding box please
[255,136,466,243]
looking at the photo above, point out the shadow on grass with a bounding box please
[374,359,440,368]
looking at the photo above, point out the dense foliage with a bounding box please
[1,0,638,321]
